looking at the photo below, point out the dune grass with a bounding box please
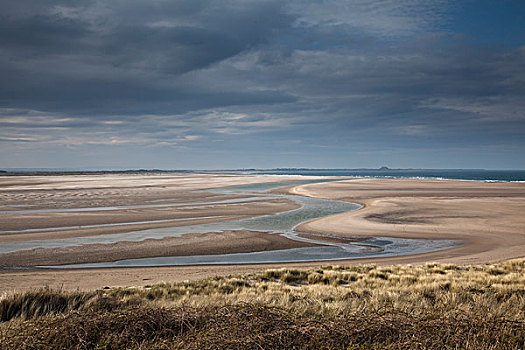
[1,260,524,349]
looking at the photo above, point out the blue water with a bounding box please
[239,169,525,182]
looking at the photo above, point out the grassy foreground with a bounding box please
[1,260,524,349]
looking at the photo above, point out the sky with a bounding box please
[0,0,524,170]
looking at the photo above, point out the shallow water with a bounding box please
[24,179,459,268]
[0,194,359,254]
[0,216,226,235]
[0,196,269,215]
[48,237,454,268]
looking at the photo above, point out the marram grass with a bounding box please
[1,260,524,349]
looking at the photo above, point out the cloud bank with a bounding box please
[1,0,524,168]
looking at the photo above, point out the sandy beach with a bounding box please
[293,178,525,264]
[1,174,524,292]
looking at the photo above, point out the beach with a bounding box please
[293,178,525,264]
[1,173,524,292]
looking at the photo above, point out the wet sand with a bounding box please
[1,174,524,292]
[0,198,297,242]
[0,230,321,268]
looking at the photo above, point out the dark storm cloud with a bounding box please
[0,0,524,168]
[0,0,293,115]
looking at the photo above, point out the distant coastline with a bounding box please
[1,167,525,182]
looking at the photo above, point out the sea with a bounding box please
[3,168,525,182]
[237,169,525,182]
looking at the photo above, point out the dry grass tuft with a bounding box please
[1,259,524,349]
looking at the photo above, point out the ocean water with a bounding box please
[240,169,525,182]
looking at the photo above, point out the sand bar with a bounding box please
[294,178,525,264]
[0,174,524,292]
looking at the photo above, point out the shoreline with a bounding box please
[0,174,524,292]
[292,178,525,265]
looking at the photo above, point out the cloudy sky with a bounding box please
[1,0,524,169]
